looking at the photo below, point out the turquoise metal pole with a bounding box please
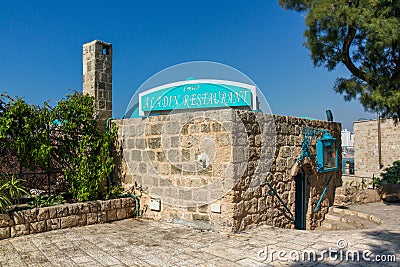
[314,175,332,212]
[265,180,295,221]
[105,118,113,195]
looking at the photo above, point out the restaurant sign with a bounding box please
[138,79,257,116]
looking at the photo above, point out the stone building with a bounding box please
[354,119,400,178]
[83,40,113,129]
[116,112,341,232]
[83,40,342,232]
[341,128,354,148]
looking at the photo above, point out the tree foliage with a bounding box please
[373,160,400,186]
[0,94,52,170]
[0,92,117,203]
[279,0,400,118]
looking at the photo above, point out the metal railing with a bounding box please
[264,180,295,221]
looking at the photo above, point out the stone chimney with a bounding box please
[82,40,112,129]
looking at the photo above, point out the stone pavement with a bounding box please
[0,202,399,267]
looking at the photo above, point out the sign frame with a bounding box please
[138,79,257,116]
[316,135,339,173]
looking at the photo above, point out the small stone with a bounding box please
[57,205,69,217]
[198,205,208,213]
[110,199,121,210]
[100,200,111,211]
[165,122,180,134]
[121,197,134,208]
[37,208,49,221]
[48,206,57,218]
[88,201,100,213]
[217,133,230,147]
[200,123,210,133]
[67,203,79,215]
[150,123,162,135]
[147,137,162,149]
[24,209,38,223]
[178,189,192,200]
[78,203,89,214]
[87,213,98,225]
[46,218,60,231]
[11,224,29,237]
[212,122,222,132]
[126,207,135,218]
[0,214,14,227]
[0,227,11,239]
[107,210,117,222]
[60,215,81,229]
[29,221,46,234]
[116,209,127,220]
[11,212,24,226]
[98,212,107,223]
[130,150,142,161]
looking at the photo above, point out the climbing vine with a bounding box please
[0,92,118,203]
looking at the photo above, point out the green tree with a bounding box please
[0,94,52,170]
[373,160,400,186]
[279,0,400,118]
[51,92,117,201]
[0,92,118,203]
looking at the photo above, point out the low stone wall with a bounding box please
[0,197,136,240]
[334,186,381,206]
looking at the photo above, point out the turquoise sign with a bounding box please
[138,79,256,116]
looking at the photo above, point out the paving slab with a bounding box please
[0,201,399,266]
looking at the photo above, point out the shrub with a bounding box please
[0,92,118,203]
[0,176,28,213]
[28,194,64,208]
[373,160,400,187]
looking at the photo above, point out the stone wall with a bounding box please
[116,109,341,232]
[0,197,136,240]
[354,119,400,177]
[334,186,381,206]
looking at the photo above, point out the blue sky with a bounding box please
[0,1,373,130]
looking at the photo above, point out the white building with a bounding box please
[341,128,354,147]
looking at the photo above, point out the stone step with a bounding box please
[324,212,342,221]
[331,207,382,224]
[317,206,381,231]
[319,220,358,231]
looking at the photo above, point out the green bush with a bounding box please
[373,160,400,187]
[0,92,118,203]
[28,194,64,208]
[51,92,118,201]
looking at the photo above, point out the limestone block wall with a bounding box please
[354,119,400,177]
[232,112,342,231]
[116,109,341,232]
[83,40,113,125]
[0,197,136,240]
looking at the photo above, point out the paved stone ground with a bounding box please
[0,202,399,267]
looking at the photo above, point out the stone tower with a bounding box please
[82,40,112,129]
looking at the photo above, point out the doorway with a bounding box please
[295,169,307,230]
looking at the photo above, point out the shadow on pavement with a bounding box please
[287,230,399,266]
